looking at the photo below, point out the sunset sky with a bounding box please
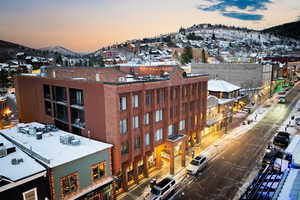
[0,0,299,52]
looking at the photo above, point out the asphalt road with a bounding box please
[174,85,300,200]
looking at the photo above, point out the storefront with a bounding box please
[77,181,113,200]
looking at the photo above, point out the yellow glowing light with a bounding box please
[4,108,12,115]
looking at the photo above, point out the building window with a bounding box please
[155,109,163,122]
[43,85,50,99]
[146,91,152,106]
[144,113,150,125]
[120,119,127,134]
[155,128,163,141]
[52,86,67,102]
[70,88,84,106]
[121,141,129,155]
[44,101,52,116]
[157,89,165,104]
[179,120,185,131]
[120,96,127,111]
[145,133,150,146]
[61,173,78,196]
[92,162,105,181]
[132,116,139,129]
[132,94,139,108]
[22,188,37,200]
[134,136,141,150]
[53,103,68,123]
[168,124,175,136]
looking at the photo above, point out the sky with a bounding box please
[0,0,299,52]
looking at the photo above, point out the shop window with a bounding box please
[22,188,37,200]
[61,173,78,196]
[92,162,106,181]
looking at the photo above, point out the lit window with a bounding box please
[92,162,105,181]
[22,188,37,200]
[168,124,175,136]
[61,173,78,196]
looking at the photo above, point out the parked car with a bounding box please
[277,131,290,139]
[273,135,290,149]
[186,155,207,175]
[278,91,286,96]
[149,177,176,200]
[262,151,277,168]
[289,82,295,87]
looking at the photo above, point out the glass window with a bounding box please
[155,128,163,141]
[155,109,163,122]
[92,162,105,181]
[120,96,127,111]
[134,136,141,150]
[179,120,185,131]
[146,91,152,106]
[43,85,50,99]
[168,124,175,136]
[44,101,52,116]
[120,119,127,134]
[144,113,150,125]
[132,94,139,108]
[22,188,37,200]
[132,116,139,129]
[121,141,129,155]
[61,173,78,196]
[145,133,150,146]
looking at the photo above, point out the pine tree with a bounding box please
[180,47,193,64]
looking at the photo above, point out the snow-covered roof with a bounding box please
[208,79,240,93]
[218,98,234,105]
[0,134,46,182]
[276,169,300,200]
[0,122,112,168]
[285,135,300,167]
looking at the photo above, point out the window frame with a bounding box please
[91,161,106,182]
[60,172,79,197]
[22,188,38,200]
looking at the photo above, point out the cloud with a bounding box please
[298,16,300,21]
[198,0,272,21]
[222,12,263,21]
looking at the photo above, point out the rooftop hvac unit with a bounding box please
[36,133,42,140]
[28,127,36,135]
[11,158,24,165]
[0,147,7,158]
[60,134,75,145]
[71,139,80,146]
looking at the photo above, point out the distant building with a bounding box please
[172,48,208,63]
[191,63,272,104]
[1,122,113,200]
[15,66,208,193]
[0,134,49,200]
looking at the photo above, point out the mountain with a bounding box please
[262,21,300,40]
[0,40,43,59]
[39,46,85,56]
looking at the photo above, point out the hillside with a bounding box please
[39,46,84,56]
[262,21,300,40]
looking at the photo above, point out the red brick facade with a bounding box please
[15,67,208,192]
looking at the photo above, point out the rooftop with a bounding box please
[208,79,241,93]
[0,134,46,182]
[23,66,208,84]
[0,122,112,168]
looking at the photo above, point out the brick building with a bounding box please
[15,66,208,192]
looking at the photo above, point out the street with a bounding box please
[174,84,300,200]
